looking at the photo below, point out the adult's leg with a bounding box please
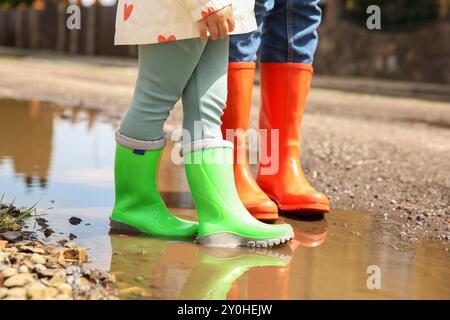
[228,0,273,63]
[259,0,321,63]
[257,0,329,213]
[223,0,279,220]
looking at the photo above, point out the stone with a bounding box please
[23,260,34,271]
[48,276,66,287]
[34,217,49,227]
[88,291,102,300]
[7,246,18,254]
[34,263,46,273]
[78,277,91,290]
[13,253,26,261]
[9,223,20,231]
[57,283,73,297]
[18,265,29,273]
[35,264,60,279]
[6,287,26,299]
[3,273,34,287]
[46,256,59,265]
[69,233,77,240]
[2,267,18,278]
[0,231,23,242]
[66,265,81,275]
[56,247,87,264]
[43,228,55,238]
[0,240,8,250]
[0,252,8,263]
[26,281,58,300]
[65,241,78,249]
[57,239,68,246]
[66,275,75,285]
[31,253,47,264]
[69,217,83,225]
[0,287,8,299]
[18,246,46,254]
[81,266,92,276]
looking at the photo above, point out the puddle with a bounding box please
[0,99,449,299]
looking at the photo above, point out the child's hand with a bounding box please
[199,6,235,41]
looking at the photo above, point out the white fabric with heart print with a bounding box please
[115,0,256,45]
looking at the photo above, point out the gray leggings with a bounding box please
[119,38,228,147]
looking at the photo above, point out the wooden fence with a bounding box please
[0,0,448,83]
[0,1,136,57]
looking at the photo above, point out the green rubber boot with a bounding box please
[184,146,294,247]
[110,141,198,238]
[179,246,292,300]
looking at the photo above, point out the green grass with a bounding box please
[0,194,38,232]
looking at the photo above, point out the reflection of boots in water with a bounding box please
[294,217,328,249]
[178,246,293,300]
[238,218,328,299]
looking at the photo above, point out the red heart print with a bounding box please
[157,35,177,43]
[123,3,134,21]
[201,7,216,18]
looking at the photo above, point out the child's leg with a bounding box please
[112,39,209,238]
[181,39,294,248]
[119,40,207,142]
[181,38,229,145]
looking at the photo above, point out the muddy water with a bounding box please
[0,100,448,299]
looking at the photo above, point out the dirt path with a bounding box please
[0,51,449,243]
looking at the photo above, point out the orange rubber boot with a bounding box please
[221,62,279,221]
[256,63,330,214]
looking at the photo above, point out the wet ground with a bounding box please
[0,100,449,299]
[1,51,450,242]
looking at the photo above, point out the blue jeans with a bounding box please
[229,0,322,64]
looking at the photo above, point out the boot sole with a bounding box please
[278,202,330,213]
[246,206,279,221]
[263,193,330,213]
[251,213,279,222]
[196,231,294,248]
[109,218,143,235]
[244,204,279,221]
